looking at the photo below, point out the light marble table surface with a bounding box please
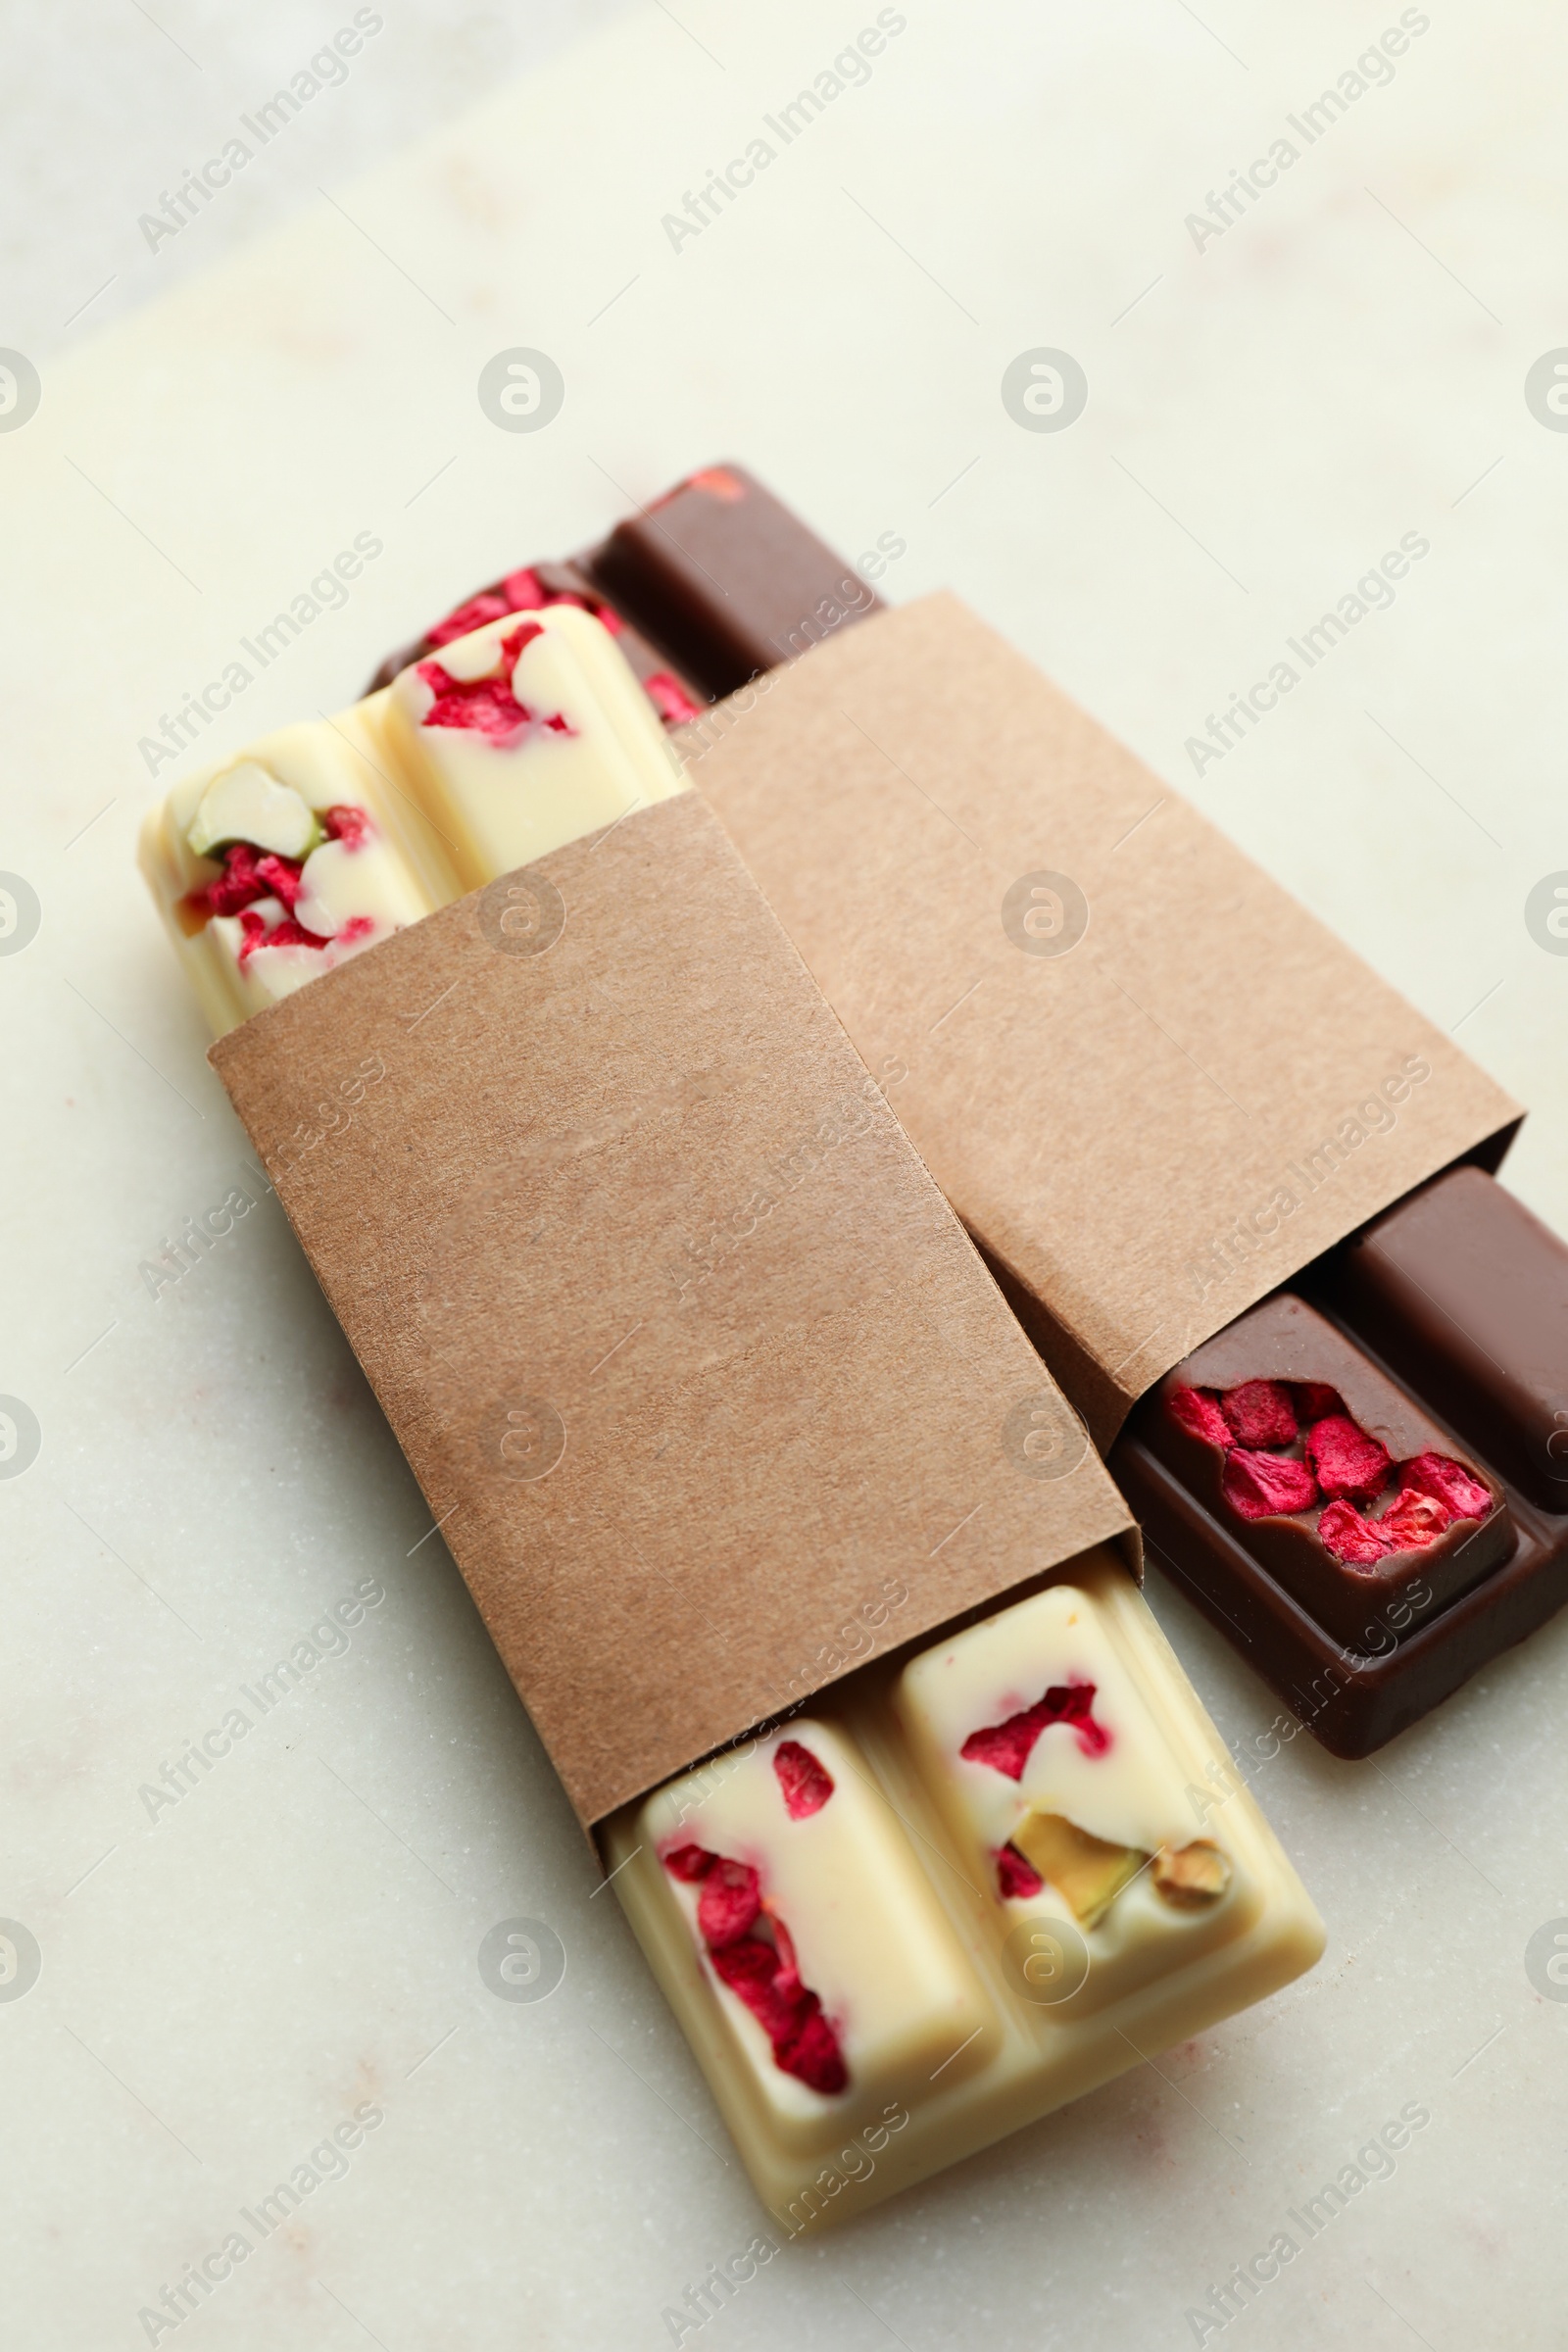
[5,2,1567,2346]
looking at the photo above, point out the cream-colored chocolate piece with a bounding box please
[139,709,439,1036]
[894,1576,1264,2016]
[383,602,685,891]
[612,1720,992,2159]
[608,1551,1323,2233]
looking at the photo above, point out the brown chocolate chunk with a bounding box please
[584,463,882,699]
[1137,1294,1513,1649]
[1331,1165,1568,1513]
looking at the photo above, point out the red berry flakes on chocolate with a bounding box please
[1220,1448,1318,1521]
[322,803,372,849]
[995,1843,1045,1900]
[1402,1451,1493,1522]
[662,1843,713,1884]
[960,1681,1110,1779]
[1167,1386,1231,1447]
[662,1840,849,2095]
[1378,1488,1453,1550]
[1220,1380,1298,1448]
[1316,1498,1391,1567]
[773,1740,835,1819]
[1303,1414,1393,1502]
[696,1857,762,1947]
[416,619,556,743]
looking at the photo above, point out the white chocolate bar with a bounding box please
[605,1549,1324,2232]
[140,608,689,1036]
[382,602,685,892]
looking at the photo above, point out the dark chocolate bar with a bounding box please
[1329,1164,1568,1512]
[1110,1169,1568,1756]
[587,463,883,699]
[364,559,703,723]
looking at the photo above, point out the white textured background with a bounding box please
[4,3,1567,2347]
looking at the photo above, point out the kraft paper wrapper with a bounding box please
[685,595,1523,1449]
[211,793,1133,1833]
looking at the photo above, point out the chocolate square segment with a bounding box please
[365,558,703,721]
[1137,1294,1513,1649]
[1330,1165,1568,1513]
[586,463,883,699]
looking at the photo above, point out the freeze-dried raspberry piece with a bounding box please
[234,908,276,961]
[235,909,333,965]
[709,1935,796,2037]
[201,840,303,919]
[1401,1451,1493,1522]
[1292,1382,1345,1422]
[775,2003,849,2096]
[322,804,372,849]
[962,1715,1040,1780]
[1377,1487,1452,1551]
[1167,1386,1230,1447]
[425,566,612,653]
[773,1740,834,1819]
[1220,1380,1298,1448]
[662,1843,715,1884]
[709,1930,849,2091]
[207,842,270,912]
[996,1843,1045,1900]
[767,1911,803,1991]
[753,1913,847,2091]
[253,851,305,910]
[416,619,549,742]
[1221,1448,1318,1520]
[663,1842,849,2092]
[663,1841,761,1939]
[425,592,514,646]
[1304,1414,1393,1502]
[426,570,550,648]
[696,1857,761,1947]
[710,1932,847,2091]
[1318,1498,1392,1566]
[496,564,551,609]
[1053,1684,1111,1756]
[644,669,703,725]
[417,661,526,739]
[960,1681,1109,1780]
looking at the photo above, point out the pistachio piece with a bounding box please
[1010,1811,1149,1931]
[187,761,323,860]
[1152,1839,1232,1909]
